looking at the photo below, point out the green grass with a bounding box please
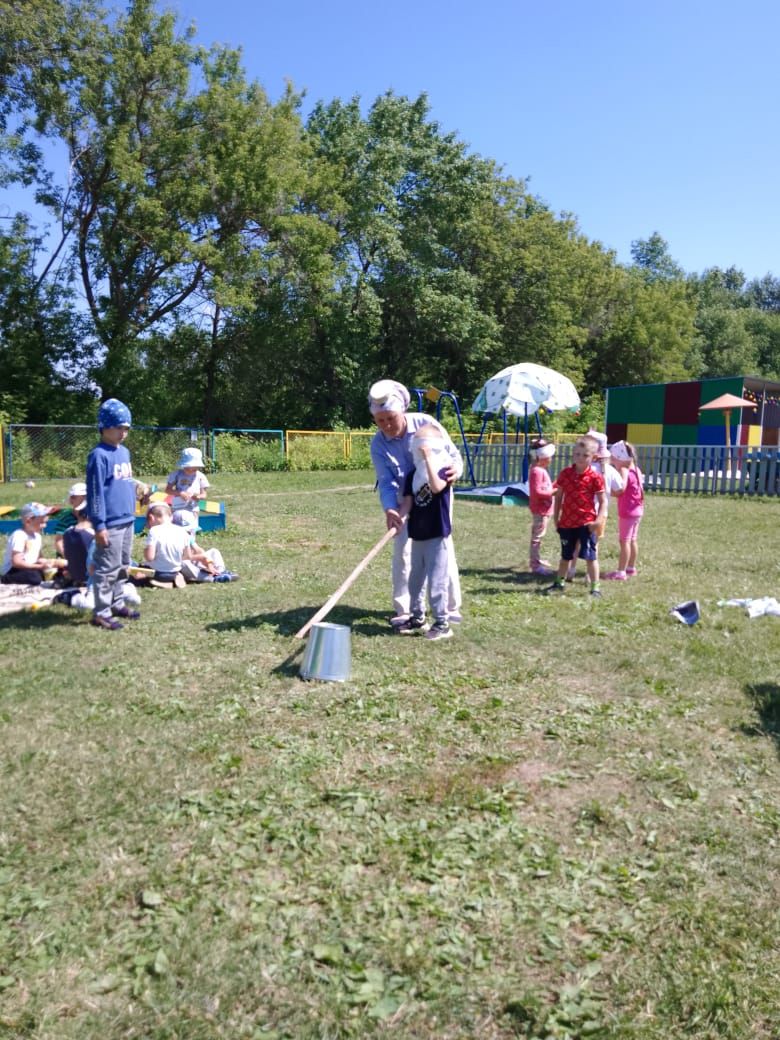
[1,472,779,1039]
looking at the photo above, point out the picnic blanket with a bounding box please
[0,583,62,616]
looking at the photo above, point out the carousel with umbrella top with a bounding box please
[456,363,581,504]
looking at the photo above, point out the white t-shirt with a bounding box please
[145,522,190,573]
[1,528,41,575]
[594,461,623,515]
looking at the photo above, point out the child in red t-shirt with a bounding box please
[528,438,556,575]
[545,437,606,598]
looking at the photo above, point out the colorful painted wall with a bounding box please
[606,376,780,448]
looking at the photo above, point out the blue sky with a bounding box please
[170,0,780,280]
[4,0,779,280]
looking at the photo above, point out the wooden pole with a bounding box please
[294,525,400,640]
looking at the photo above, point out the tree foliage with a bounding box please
[2,1,779,428]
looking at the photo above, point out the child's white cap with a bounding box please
[177,447,204,469]
[66,481,88,509]
[532,442,556,459]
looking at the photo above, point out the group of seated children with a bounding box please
[145,502,235,587]
[1,447,236,603]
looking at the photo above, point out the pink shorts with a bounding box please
[618,516,641,542]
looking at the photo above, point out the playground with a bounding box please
[1,470,778,1039]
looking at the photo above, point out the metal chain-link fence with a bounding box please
[3,425,206,481]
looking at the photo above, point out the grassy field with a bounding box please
[1,471,779,1039]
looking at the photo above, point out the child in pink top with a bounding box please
[604,440,644,580]
[528,438,556,575]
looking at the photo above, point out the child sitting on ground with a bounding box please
[57,536,142,611]
[52,482,88,556]
[144,502,193,587]
[165,447,210,513]
[1,502,64,585]
[396,424,458,641]
[61,500,94,586]
[528,437,556,575]
[172,510,238,583]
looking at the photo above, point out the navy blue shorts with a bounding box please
[558,525,597,561]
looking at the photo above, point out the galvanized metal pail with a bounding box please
[300,622,351,682]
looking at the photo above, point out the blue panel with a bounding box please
[697,424,737,446]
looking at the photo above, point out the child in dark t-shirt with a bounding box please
[397,424,455,641]
[62,502,94,585]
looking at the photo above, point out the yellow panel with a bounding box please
[747,425,762,446]
[626,422,663,445]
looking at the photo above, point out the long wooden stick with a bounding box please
[294,525,399,639]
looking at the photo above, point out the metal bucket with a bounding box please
[300,622,351,682]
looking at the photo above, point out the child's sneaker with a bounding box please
[447,611,463,624]
[604,571,627,581]
[396,615,427,635]
[112,606,141,619]
[389,613,411,628]
[425,621,453,641]
[543,580,565,594]
[91,614,123,631]
[625,567,638,577]
[531,564,555,576]
[590,587,602,599]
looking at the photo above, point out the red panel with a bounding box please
[663,381,701,424]
[606,422,627,444]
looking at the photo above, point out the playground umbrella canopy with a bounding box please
[698,392,756,451]
[471,362,581,417]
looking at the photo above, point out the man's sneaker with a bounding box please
[389,613,411,628]
[447,611,463,624]
[425,621,453,641]
[543,581,565,594]
[91,615,123,631]
[396,615,427,635]
[112,606,141,620]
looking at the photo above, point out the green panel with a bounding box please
[663,423,698,445]
[698,378,748,422]
[605,387,635,424]
[606,383,665,424]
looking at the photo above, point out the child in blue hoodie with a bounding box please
[86,398,140,631]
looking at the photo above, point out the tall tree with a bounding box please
[630,232,684,282]
[0,216,92,422]
[2,0,310,408]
